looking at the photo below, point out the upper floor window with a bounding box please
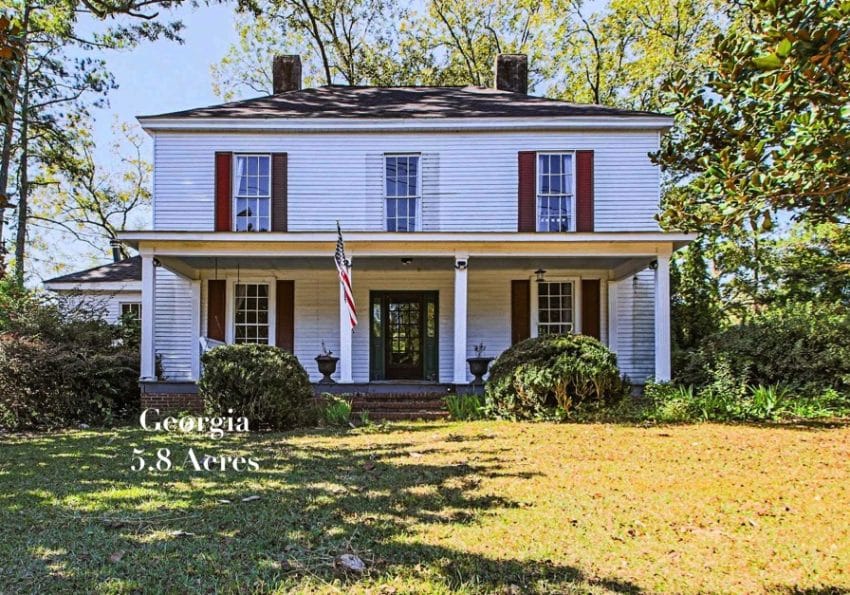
[385,154,420,232]
[234,155,271,232]
[537,281,574,335]
[537,153,574,232]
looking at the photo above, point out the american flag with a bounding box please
[335,221,357,329]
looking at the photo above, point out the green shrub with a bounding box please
[318,394,353,427]
[445,393,485,421]
[677,302,850,397]
[0,327,139,431]
[485,334,630,420]
[642,379,850,423]
[199,344,314,430]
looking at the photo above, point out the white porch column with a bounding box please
[190,279,201,381]
[338,256,353,383]
[607,277,620,355]
[453,255,469,384]
[654,250,672,382]
[140,249,157,381]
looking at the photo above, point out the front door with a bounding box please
[370,291,438,381]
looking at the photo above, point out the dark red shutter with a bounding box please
[214,152,232,231]
[207,280,227,341]
[511,280,531,344]
[581,279,601,339]
[276,280,295,351]
[576,150,594,232]
[271,153,287,232]
[517,151,536,232]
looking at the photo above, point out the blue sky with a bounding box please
[34,3,241,281]
[89,3,239,165]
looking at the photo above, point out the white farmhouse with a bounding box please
[114,54,692,410]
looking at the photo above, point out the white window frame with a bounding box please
[232,154,272,233]
[119,301,142,320]
[530,276,581,337]
[383,153,422,232]
[535,151,576,233]
[225,277,277,346]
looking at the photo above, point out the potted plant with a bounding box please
[467,342,494,385]
[315,342,339,384]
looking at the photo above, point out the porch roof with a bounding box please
[119,230,694,282]
[119,230,694,256]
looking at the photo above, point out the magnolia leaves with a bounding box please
[654,0,850,236]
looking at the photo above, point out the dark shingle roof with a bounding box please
[44,256,142,284]
[139,86,663,120]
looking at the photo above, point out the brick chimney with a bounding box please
[272,55,302,94]
[494,54,528,94]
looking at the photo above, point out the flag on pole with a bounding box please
[335,221,357,329]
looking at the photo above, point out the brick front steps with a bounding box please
[349,393,449,421]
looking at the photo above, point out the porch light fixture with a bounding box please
[153,258,162,268]
[534,268,547,283]
[400,257,413,266]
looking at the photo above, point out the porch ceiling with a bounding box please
[155,254,656,281]
[170,255,644,271]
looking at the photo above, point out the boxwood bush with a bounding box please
[199,344,315,430]
[485,334,630,420]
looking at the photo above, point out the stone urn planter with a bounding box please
[467,356,494,385]
[315,355,340,384]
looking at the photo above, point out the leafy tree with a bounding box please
[0,0,183,283]
[671,238,722,357]
[213,0,407,98]
[30,121,151,263]
[543,0,721,109]
[761,221,850,307]
[654,0,850,234]
[212,0,546,97]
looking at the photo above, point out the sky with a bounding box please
[33,3,241,282]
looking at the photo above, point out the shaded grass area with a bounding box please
[0,421,848,593]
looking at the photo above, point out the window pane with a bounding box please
[234,155,271,232]
[385,155,419,231]
[537,281,574,336]
[234,283,270,345]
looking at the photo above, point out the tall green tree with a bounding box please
[30,121,151,264]
[0,0,182,283]
[654,0,850,233]
[543,0,721,109]
[212,0,546,97]
[671,238,722,366]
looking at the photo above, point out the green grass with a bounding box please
[1,421,849,593]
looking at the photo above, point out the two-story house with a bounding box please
[118,54,693,409]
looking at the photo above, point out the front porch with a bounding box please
[121,231,692,393]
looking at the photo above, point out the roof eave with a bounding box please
[137,115,674,134]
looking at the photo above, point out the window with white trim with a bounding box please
[234,155,271,232]
[385,154,420,231]
[537,153,574,232]
[120,302,141,320]
[234,283,269,344]
[537,281,574,335]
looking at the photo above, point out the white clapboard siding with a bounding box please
[154,270,195,380]
[153,130,661,232]
[615,268,655,383]
[55,290,141,325]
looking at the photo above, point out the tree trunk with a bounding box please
[0,6,28,279]
[13,58,29,286]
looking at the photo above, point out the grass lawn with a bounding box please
[0,421,848,594]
